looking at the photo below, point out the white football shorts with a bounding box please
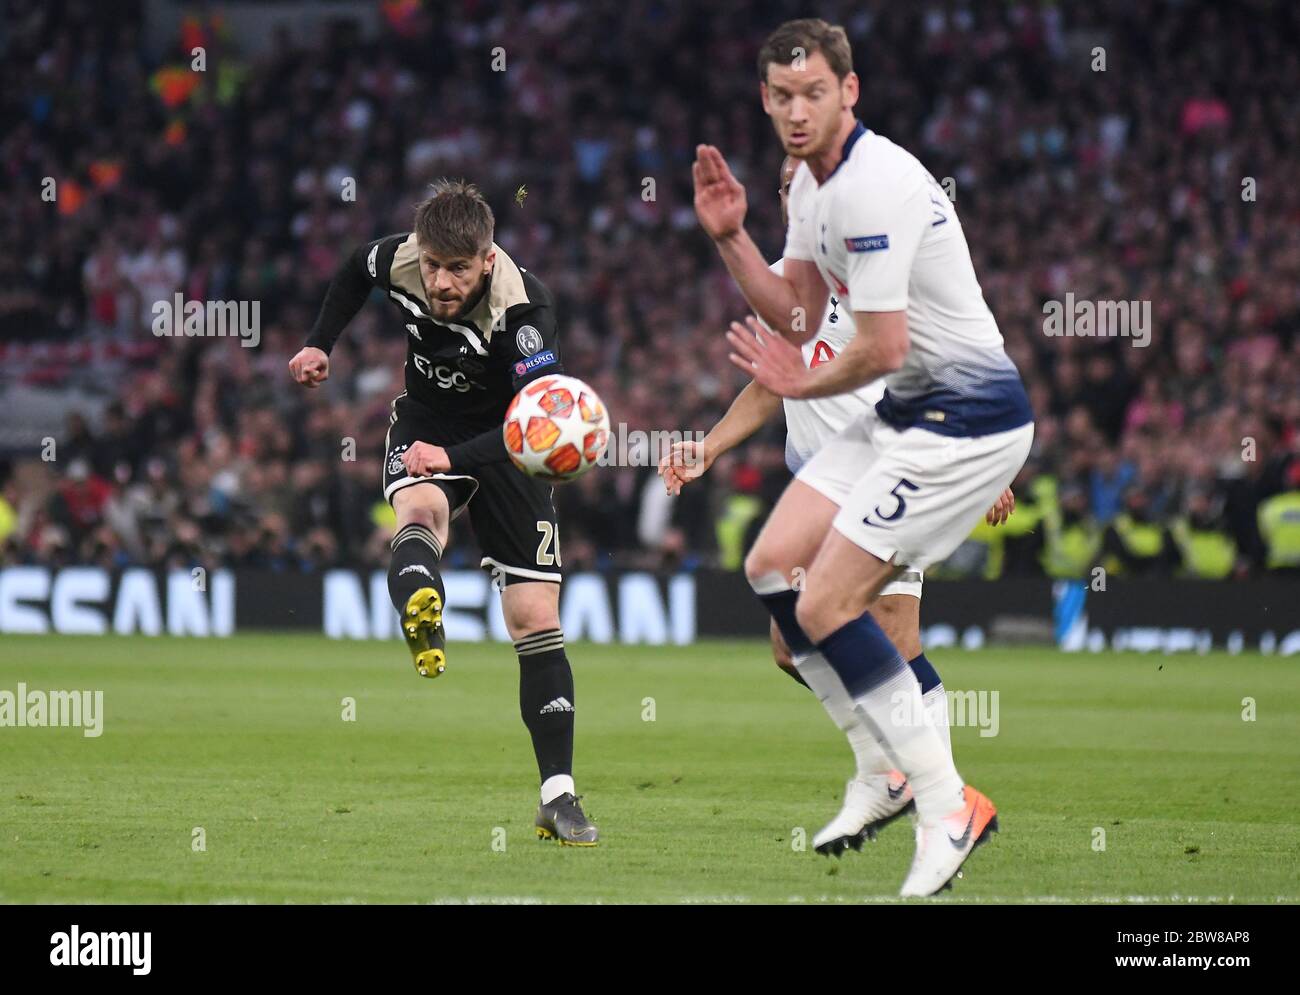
[796,410,1033,573]
[788,424,920,600]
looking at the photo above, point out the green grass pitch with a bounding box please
[1,634,1297,904]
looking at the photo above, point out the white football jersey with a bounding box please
[784,123,1031,438]
[769,258,881,473]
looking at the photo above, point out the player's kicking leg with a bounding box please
[388,484,452,678]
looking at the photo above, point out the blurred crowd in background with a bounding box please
[1,0,1298,578]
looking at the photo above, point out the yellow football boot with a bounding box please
[402,587,446,678]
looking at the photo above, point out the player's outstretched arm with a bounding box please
[693,145,824,343]
[290,239,389,388]
[726,311,908,399]
[659,379,780,496]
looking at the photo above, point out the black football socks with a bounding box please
[387,523,445,613]
[515,629,576,802]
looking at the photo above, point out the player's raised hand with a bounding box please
[693,144,747,241]
[726,316,809,398]
[289,346,330,388]
[658,439,713,496]
[985,487,1016,526]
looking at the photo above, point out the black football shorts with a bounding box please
[382,393,561,585]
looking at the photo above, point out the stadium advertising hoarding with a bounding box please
[0,566,1296,653]
[0,565,694,645]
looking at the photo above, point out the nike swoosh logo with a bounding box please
[948,807,976,850]
[888,782,907,802]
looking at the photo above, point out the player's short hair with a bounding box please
[414,178,495,258]
[758,18,853,82]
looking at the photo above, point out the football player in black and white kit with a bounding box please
[289,179,597,845]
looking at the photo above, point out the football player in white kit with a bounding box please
[693,19,1034,896]
[662,156,1013,858]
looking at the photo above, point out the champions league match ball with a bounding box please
[503,374,611,481]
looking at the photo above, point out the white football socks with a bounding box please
[794,650,893,780]
[924,683,952,756]
[851,666,965,822]
[540,774,575,805]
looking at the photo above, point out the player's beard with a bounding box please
[783,121,830,159]
[429,296,463,320]
[428,275,488,321]
[780,105,846,161]
[781,128,813,159]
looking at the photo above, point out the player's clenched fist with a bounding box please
[658,440,714,496]
[693,145,748,241]
[289,346,330,388]
[402,441,450,477]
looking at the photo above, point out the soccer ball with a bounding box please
[503,374,610,482]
